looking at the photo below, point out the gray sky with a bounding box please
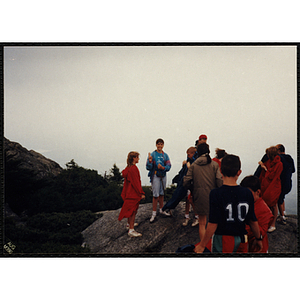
[4,45,297,212]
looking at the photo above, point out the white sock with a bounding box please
[159,208,163,213]
[152,211,157,216]
[195,215,199,219]
[129,229,134,233]
[185,214,189,219]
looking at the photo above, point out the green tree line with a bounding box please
[4,159,175,254]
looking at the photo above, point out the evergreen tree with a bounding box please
[107,163,123,184]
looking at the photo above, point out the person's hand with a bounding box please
[187,162,191,168]
[141,195,145,200]
[258,161,267,171]
[157,164,164,170]
[194,243,205,253]
[182,160,187,166]
[148,153,152,163]
[252,239,263,252]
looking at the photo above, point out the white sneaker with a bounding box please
[182,218,190,226]
[268,226,276,233]
[161,210,171,217]
[191,218,199,227]
[150,215,156,223]
[128,230,142,237]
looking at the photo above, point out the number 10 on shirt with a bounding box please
[226,203,249,222]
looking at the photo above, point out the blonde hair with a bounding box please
[127,151,140,167]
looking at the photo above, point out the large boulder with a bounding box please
[4,137,62,180]
[4,137,63,214]
[82,202,298,255]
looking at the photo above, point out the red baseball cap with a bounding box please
[199,134,207,140]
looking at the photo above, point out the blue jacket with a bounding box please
[146,150,171,183]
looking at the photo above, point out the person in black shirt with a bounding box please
[195,154,263,253]
[276,144,295,224]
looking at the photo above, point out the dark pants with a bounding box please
[162,176,188,211]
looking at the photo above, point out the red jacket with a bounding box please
[212,158,221,169]
[246,197,274,253]
[259,155,283,207]
[118,165,145,221]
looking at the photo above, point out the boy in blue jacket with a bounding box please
[146,138,171,223]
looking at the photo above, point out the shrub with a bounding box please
[4,210,99,254]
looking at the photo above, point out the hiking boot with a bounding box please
[128,230,142,237]
[191,218,199,227]
[182,218,190,226]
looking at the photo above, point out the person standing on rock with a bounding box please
[161,135,208,214]
[276,144,295,225]
[183,143,223,242]
[146,138,172,223]
[118,151,145,237]
[194,154,263,253]
[258,146,283,233]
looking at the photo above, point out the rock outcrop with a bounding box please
[4,137,62,180]
[82,202,298,255]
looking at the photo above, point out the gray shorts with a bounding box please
[152,174,167,197]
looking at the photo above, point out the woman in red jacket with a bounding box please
[118,151,145,237]
[259,146,283,233]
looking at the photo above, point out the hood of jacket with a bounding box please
[122,166,130,179]
[194,155,210,166]
[270,155,281,167]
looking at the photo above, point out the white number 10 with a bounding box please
[226,203,249,222]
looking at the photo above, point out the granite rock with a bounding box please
[4,137,62,180]
[82,202,298,255]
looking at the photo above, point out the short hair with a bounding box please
[215,148,227,159]
[266,146,278,161]
[221,154,241,177]
[277,144,285,153]
[156,138,164,145]
[186,146,196,155]
[240,175,261,192]
[127,151,139,166]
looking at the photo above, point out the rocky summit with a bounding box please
[82,202,298,255]
[4,137,62,180]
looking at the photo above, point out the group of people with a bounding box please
[118,134,295,253]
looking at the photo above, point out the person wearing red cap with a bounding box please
[195,134,208,147]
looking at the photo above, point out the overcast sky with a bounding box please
[4,45,297,212]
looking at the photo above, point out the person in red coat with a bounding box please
[212,148,227,170]
[118,151,145,237]
[258,146,283,233]
[237,175,274,253]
